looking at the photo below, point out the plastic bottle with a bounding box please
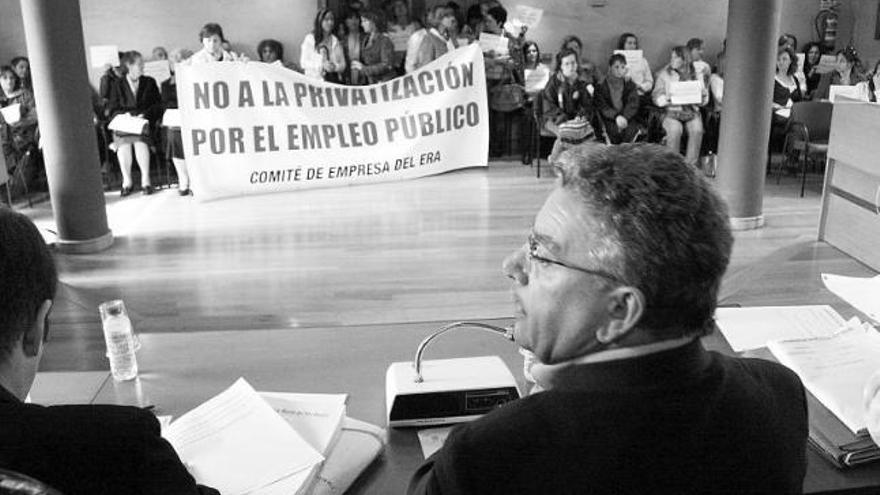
[100,302,139,381]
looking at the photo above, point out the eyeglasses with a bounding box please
[526,233,625,284]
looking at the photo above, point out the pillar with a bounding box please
[715,0,782,230]
[20,0,113,253]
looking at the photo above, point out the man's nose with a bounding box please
[502,247,528,285]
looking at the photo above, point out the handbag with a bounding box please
[556,117,593,143]
[666,107,697,122]
[489,65,526,112]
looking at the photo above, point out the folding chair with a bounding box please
[775,101,833,197]
[530,97,559,178]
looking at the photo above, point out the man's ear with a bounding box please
[596,287,645,344]
[22,300,53,358]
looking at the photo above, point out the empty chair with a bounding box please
[776,101,833,197]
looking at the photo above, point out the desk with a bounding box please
[34,241,880,494]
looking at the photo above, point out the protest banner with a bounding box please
[177,44,488,201]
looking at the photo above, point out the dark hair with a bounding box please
[836,46,861,70]
[257,39,284,62]
[561,35,582,53]
[120,51,142,67]
[616,33,637,50]
[778,33,798,50]
[686,37,703,51]
[10,56,28,68]
[198,23,225,42]
[670,45,694,78]
[361,8,387,32]
[777,46,797,76]
[554,144,732,339]
[0,65,21,92]
[0,209,58,356]
[555,47,580,73]
[313,8,335,45]
[485,5,507,26]
[522,41,540,68]
[465,4,483,29]
[608,53,626,67]
[802,41,822,69]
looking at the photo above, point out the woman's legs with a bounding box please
[133,141,151,188]
[116,143,134,190]
[172,158,189,191]
[684,116,704,166]
[662,117,683,153]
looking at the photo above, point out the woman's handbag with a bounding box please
[556,117,593,143]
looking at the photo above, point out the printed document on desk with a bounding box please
[715,305,846,352]
[163,378,323,495]
[823,273,880,323]
[669,81,702,105]
[767,320,880,435]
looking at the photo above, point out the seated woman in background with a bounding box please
[541,48,594,140]
[594,54,640,144]
[353,10,396,85]
[161,48,194,196]
[560,35,601,89]
[0,65,38,177]
[652,45,708,167]
[709,50,725,112]
[522,41,550,94]
[772,46,804,124]
[300,9,346,82]
[813,46,866,100]
[189,23,240,64]
[801,42,822,99]
[10,57,31,91]
[340,9,365,84]
[616,33,653,96]
[108,51,162,197]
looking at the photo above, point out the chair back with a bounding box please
[789,101,833,142]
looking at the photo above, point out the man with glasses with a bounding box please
[408,144,808,494]
[0,209,218,494]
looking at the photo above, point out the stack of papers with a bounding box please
[1,103,21,125]
[715,305,846,352]
[669,80,702,105]
[823,274,880,323]
[108,113,148,135]
[162,378,386,494]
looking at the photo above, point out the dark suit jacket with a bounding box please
[0,385,218,495]
[108,75,163,125]
[408,340,808,495]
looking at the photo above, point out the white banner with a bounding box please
[177,44,488,201]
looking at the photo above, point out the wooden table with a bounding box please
[33,241,880,494]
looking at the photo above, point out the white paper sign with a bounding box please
[669,80,703,105]
[796,53,805,73]
[524,66,550,93]
[478,32,509,57]
[89,45,119,68]
[108,113,148,134]
[177,44,489,201]
[829,84,868,102]
[162,108,182,128]
[514,5,544,29]
[613,50,643,67]
[0,103,22,125]
[143,60,171,84]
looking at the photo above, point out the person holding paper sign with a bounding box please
[108,51,162,197]
[594,54,640,144]
[813,47,867,101]
[0,65,38,183]
[616,33,653,96]
[801,42,823,99]
[409,144,808,495]
[9,57,30,92]
[652,46,707,167]
[0,209,220,495]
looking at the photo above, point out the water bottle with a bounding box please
[98,300,139,381]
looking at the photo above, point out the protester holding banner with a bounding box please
[341,9,366,85]
[300,9,346,83]
[387,0,420,72]
[616,33,653,95]
[412,5,454,71]
[652,46,707,167]
[353,10,396,85]
[108,51,162,196]
[188,23,239,64]
[541,48,594,143]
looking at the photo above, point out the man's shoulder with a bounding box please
[7,402,159,440]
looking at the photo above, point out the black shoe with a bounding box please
[178,188,191,196]
[120,186,133,197]
[142,185,154,196]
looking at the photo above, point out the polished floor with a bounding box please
[21,160,826,371]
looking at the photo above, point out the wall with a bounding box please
[0,0,870,87]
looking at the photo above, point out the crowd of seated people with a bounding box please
[0,60,41,200]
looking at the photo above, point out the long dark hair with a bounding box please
[616,32,637,50]
[313,9,335,46]
[522,41,540,69]
[0,65,21,93]
[777,46,797,77]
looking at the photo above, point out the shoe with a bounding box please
[178,188,191,196]
[142,185,154,196]
[120,186,133,197]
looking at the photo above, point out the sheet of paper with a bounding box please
[829,84,868,102]
[524,66,550,93]
[775,107,791,119]
[162,108,182,128]
[613,49,643,67]
[417,426,454,459]
[143,60,171,83]
[514,5,544,29]
[669,80,702,105]
[478,32,508,57]
[823,274,880,323]
[163,378,323,495]
[108,113,148,134]
[1,103,22,125]
[796,53,805,72]
[388,30,411,52]
[259,391,348,454]
[816,54,837,74]
[768,321,880,434]
[715,305,846,352]
[89,45,119,68]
